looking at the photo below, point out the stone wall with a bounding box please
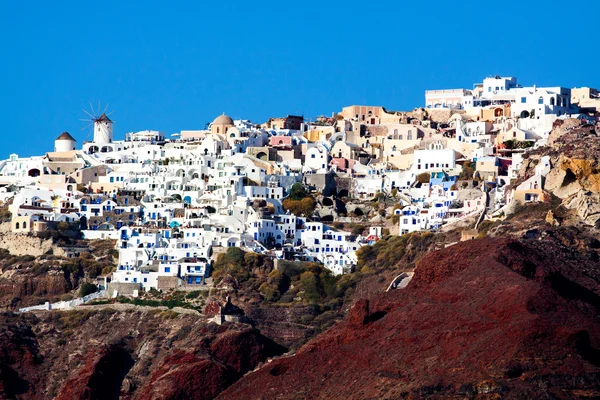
[304,172,336,196]
[426,109,466,123]
[157,276,180,291]
[106,282,141,297]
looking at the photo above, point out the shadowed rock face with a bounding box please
[0,311,286,400]
[219,236,600,399]
[55,344,134,400]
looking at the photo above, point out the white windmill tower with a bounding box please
[94,113,113,144]
[81,102,114,145]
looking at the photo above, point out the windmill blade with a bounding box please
[81,121,94,131]
[79,118,93,122]
[82,109,95,119]
[103,103,109,114]
[98,101,101,117]
[105,111,115,117]
[89,102,96,117]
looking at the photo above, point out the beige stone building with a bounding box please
[43,151,85,175]
[12,215,48,233]
[571,87,600,112]
[68,165,108,186]
[263,115,303,130]
[339,105,402,125]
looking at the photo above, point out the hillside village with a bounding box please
[3,75,599,298]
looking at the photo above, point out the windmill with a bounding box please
[80,101,114,144]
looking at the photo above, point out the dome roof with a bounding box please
[213,114,234,125]
[56,131,76,141]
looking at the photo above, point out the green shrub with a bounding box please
[288,183,308,201]
[185,290,202,299]
[79,283,98,297]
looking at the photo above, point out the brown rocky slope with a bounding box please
[220,233,600,399]
[0,309,285,399]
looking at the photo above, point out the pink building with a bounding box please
[269,136,293,147]
[330,158,354,171]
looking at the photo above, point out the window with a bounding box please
[538,97,544,105]
[521,97,526,103]
[165,267,171,273]
[311,154,315,158]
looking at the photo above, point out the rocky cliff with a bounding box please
[0,232,65,257]
[524,119,600,226]
[0,309,285,399]
[220,232,600,399]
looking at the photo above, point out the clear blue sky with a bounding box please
[1,1,598,158]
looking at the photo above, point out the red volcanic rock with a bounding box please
[0,320,41,399]
[204,301,222,316]
[56,344,134,400]
[0,310,286,400]
[210,328,286,375]
[219,237,600,399]
[134,351,233,400]
[347,299,370,329]
[135,329,285,400]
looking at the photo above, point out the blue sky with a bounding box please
[1,1,598,158]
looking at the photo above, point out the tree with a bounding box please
[299,271,323,303]
[351,224,365,235]
[289,183,308,201]
[258,282,279,301]
[459,162,475,180]
[79,282,98,297]
[417,172,430,184]
[57,221,70,232]
[282,198,316,217]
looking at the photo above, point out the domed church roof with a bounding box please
[213,114,234,125]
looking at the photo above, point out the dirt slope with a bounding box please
[220,236,600,399]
